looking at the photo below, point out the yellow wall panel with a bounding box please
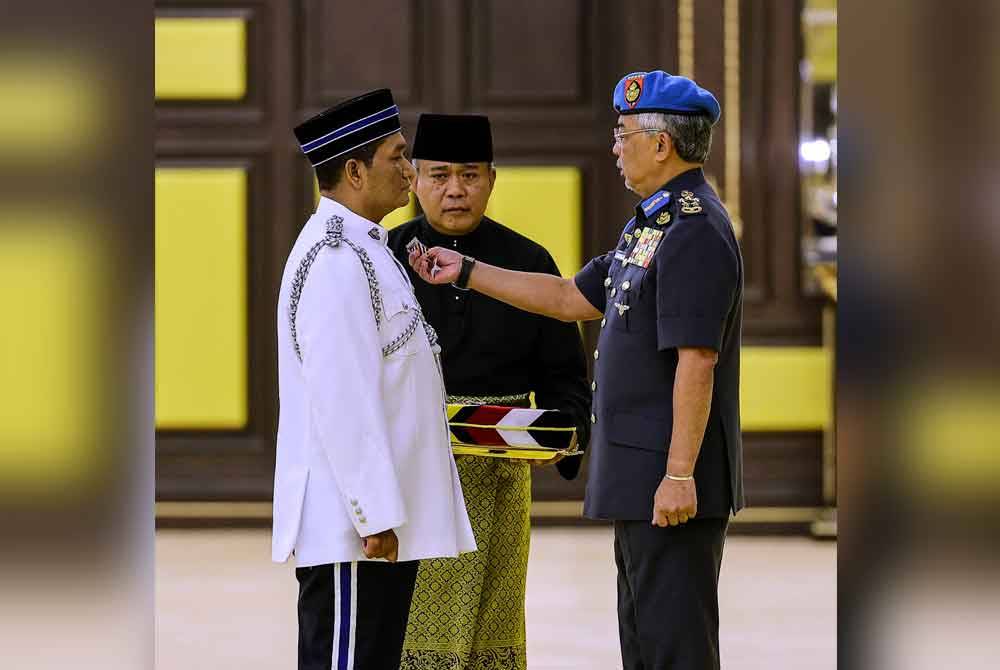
[486,167,582,276]
[155,17,247,100]
[0,220,101,490]
[740,346,832,431]
[156,168,247,429]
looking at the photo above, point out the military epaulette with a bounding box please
[289,215,439,363]
[678,190,703,215]
[639,189,672,220]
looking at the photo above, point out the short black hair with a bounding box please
[314,137,385,190]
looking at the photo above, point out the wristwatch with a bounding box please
[452,255,477,290]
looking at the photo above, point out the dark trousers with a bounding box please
[296,560,420,670]
[614,518,728,670]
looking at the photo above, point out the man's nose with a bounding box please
[445,175,466,197]
[402,158,416,181]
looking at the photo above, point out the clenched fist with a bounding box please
[651,476,697,527]
[362,529,399,562]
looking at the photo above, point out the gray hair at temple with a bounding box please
[636,111,714,164]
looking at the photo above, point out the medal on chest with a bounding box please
[626,227,664,268]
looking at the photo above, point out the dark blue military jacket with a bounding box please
[574,168,744,520]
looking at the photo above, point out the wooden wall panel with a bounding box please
[155,2,270,127]
[154,153,280,499]
[300,0,424,108]
[468,0,586,106]
[693,0,727,197]
[155,0,295,500]
[620,0,679,74]
[743,433,824,507]
[740,0,822,343]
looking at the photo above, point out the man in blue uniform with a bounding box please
[407,71,744,670]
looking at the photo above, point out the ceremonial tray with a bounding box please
[446,404,579,460]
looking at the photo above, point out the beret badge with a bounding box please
[624,75,644,108]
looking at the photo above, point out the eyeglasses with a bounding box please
[612,127,666,142]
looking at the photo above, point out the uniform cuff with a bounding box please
[656,316,724,352]
[344,495,405,537]
[574,273,606,313]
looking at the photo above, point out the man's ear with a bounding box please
[487,166,497,191]
[655,131,674,163]
[345,158,365,190]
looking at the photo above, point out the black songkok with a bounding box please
[412,114,494,164]
[294,89,401,167]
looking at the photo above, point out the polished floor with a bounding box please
[156,527,835,669]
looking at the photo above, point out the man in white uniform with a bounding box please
[273,88,476,670]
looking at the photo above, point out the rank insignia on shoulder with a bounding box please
[624,232,633,244]
[368,227,381,240]
[614,301,630,316]
[656,210,671,225]
[678,191,703,215]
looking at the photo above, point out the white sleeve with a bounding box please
[296,248,406,536]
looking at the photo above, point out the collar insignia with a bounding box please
[640,190,671,217]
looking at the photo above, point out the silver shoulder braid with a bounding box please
[289,215,438,362]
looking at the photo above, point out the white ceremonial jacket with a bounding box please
[272,196,476,566]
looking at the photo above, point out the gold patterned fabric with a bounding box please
[400,455,531,670]
[446,392,530,406]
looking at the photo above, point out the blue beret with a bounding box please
[613,70,721,125]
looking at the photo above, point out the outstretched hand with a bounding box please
[407,246,463,285]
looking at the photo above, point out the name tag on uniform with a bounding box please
[626,228,664,268]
